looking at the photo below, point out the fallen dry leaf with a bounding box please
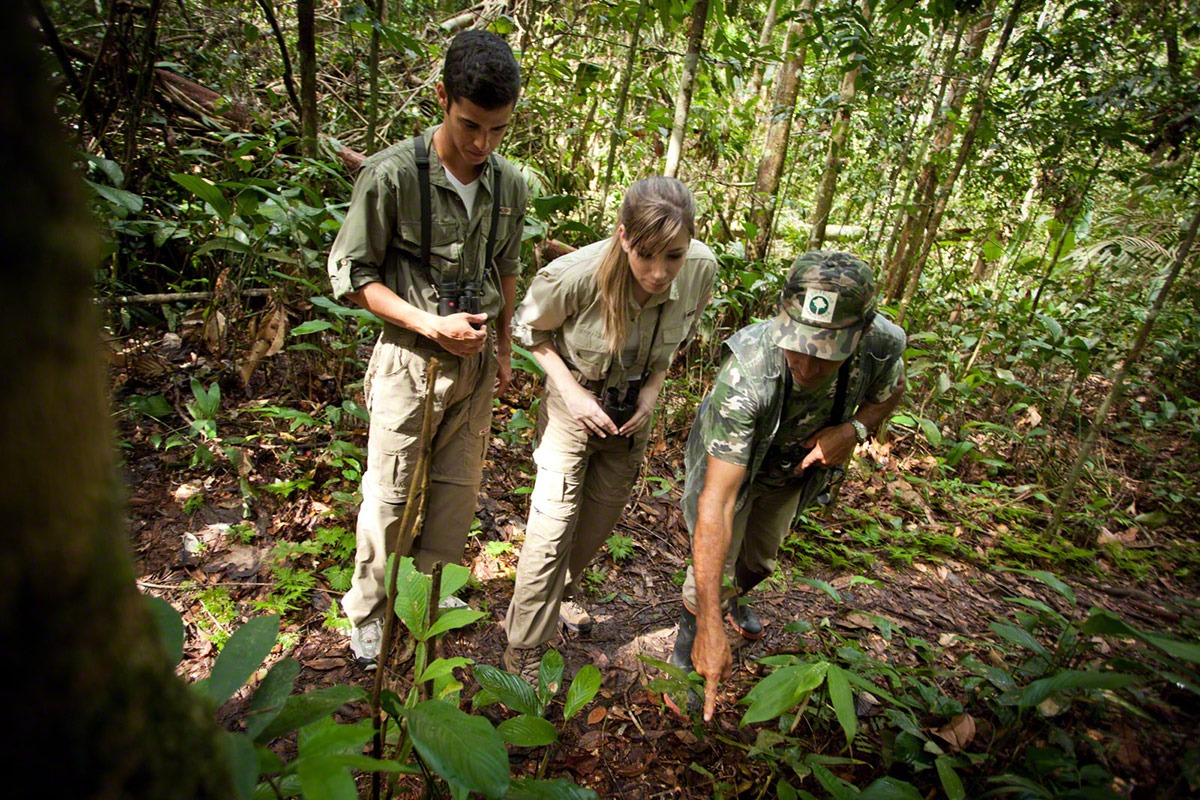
[586,707,607,725]
[932,713,976,750]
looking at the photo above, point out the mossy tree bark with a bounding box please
[0,9,233,797]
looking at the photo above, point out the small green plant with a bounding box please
[485,540,514,558]
[605,533,635,562]
[183,492,205,515]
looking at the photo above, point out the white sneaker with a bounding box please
[350,618,383,670]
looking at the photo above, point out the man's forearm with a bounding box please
[496,274,517,350]
[853,386,905,434]
[693,497,734,623]
[347,281,438,338]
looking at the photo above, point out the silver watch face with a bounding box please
[851,420,867,442]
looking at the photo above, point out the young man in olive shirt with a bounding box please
[327,31,529,669]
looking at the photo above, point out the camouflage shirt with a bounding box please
[326,126,528,319]
[681,315,906,530]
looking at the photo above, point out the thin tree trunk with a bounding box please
[1046,204,1200,544]
[809,0,872,248]
[748,0,817,262]
[256,0,302,117]
[298,0,318,158]
[744,0,779,104]
[597,0,649,226]
[123,0,165,177]
[869,21,948,264]
[366,0,385,153]
[1,8,233,795]
[883,11,985,301]
[896,0,1023,325]
[664,0,711,178]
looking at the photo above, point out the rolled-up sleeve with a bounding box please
[327,164,396,300]
[512,267,573,349]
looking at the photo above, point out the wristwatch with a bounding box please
[848,418,869,444]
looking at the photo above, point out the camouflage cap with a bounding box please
[770,251,876,361]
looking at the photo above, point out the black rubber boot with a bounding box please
[728,562,770,640]
[664,605,703,719]
[669,605,697,672]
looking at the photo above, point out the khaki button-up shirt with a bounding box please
[513,238,717,388]
[327,126,528,320]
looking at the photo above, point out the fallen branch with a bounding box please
[101,289,272,306]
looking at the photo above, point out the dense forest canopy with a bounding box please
[22,0,1200,797]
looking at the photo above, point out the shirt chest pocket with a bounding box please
[398,218,463,280]
[659,321,687,355]
[566,328,611,379]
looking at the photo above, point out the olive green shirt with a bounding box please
[327,126,528,319]
[513,238,717,388]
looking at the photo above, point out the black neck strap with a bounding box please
[412,133,502,284]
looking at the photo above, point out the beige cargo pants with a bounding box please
[504,379,653,649]
[680,479,807,610]
[342,325,497,628]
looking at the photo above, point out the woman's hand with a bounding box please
[617,379,662,437]
[562,380,620,438]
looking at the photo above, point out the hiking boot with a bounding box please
[502,645,543,684]
[559,599,593,634]
[350,617,383,671]
[669,605,697,672]
[726,598,764,640]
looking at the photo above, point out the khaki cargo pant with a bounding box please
[680,479,811,610]
[342,325,497,628]
[504,379,653,649]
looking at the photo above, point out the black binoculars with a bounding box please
[763,445,813,482]
[600,383,640,429]
[438,280,483,327]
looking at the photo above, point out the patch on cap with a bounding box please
[801,289,838,324]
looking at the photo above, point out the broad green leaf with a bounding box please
[505,777,599,799]
[439,563,473,600]
[245,658,300,742]
[199,615,280,706]
[256,685,366,743]
[473,664,541,716]
[418,656,472,684]
[857,776,924,799]
[995,568,1076,605]
[795,577,841,604]
[145,595,184,665]
[296,755,357,800]
[563,664,602,722]
[427,607,486,639]
[498,714,559,747]
[777,778,799,800]
[1015,670,1136,707]
[299,717,373,758]
[741,662,829,725]
[809,762,856,800]
[170,172,233,221]
[292,320,335,336]
[86,179,144,213]
[223,731,258,800]
[935,756,965,800]
[406,699,510,799]
[825,664,856,746]
[538,649,565,707]
[918,417,943,448]
[392,556,432,639]
[989,622,1050,657]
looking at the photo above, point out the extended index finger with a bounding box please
[703,674,719,722]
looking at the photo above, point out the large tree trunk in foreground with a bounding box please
[0,9,232,797]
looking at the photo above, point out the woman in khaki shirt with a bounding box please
[503,177,717,676]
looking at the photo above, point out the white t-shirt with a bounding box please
[444,167,479,222]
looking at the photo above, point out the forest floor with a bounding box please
[115,328,1200,799]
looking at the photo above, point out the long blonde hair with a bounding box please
[594,177,696,353]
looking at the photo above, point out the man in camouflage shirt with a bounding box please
[326,31,528,670]
[668,252,906,720]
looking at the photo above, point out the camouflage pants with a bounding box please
[504,378,652,649]
[342,325,497,628]
[680,478,811,610]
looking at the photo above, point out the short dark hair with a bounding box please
[442,30,521,110]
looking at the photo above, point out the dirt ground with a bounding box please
[120,353,1200,798]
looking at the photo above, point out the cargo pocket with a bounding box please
[365,343,430,502]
